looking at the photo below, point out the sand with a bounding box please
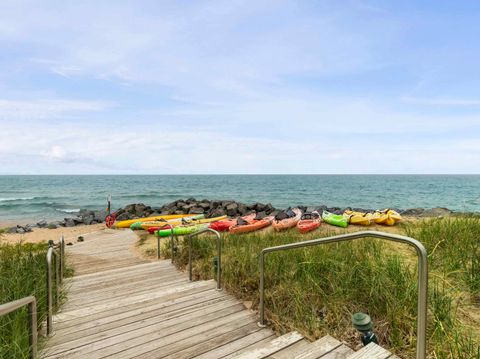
[0,223,106,245]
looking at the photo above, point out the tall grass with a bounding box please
[161,220,480,358]
[0,241,60,358]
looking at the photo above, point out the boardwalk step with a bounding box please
[230,331,304,358]
[346,342,395,359]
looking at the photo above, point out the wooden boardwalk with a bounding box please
[41,229,397,359]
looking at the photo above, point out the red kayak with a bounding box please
[296,211,321,234]
[229,214,273,234]
[209,218,237,232]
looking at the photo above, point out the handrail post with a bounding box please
[156,224,174,260]
[28,298,38,359]
[187,228,222,290]
[0,296,38,359]
[256,231,428,359]
[46,244,58,336]
[59,235,64,283]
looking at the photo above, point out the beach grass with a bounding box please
[151,218,480,358]
[0,240,64,358]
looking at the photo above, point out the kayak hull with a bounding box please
[229,216,273,234]
[156,224,209,237]
[114,214,192,228]
[297,219,321,233]
[272,208,302,231]
[322,211,348,228]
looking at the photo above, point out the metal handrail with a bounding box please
[46,236,64,336]
[187,228,222,290]
[257,231,428,359]
[0,296,38,359]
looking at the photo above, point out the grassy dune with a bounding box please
[0,241,65,358]
[137,217,480,358]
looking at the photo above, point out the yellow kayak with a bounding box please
[372,209,402,226]
[139,215,227,230]
[114,214,192,228]
[344,210,372,226]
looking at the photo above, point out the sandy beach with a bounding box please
[0,223,106,244]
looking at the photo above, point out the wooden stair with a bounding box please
[41,229,397,359]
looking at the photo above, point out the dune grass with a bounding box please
[0,241,64,358]
[153,218,480,358]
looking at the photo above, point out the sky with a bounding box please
[0,0,480,174]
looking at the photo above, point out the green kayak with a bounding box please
[322,210,348,228]
[155,223,209,237]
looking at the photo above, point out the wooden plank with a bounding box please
[133,320,261,358]
[194,330,275,359]
[53,280,215,323]
[230,331,304,359]
[44,300,246,357]
[44,308,252,358]
[267,340,311,359]
[71,261,164,280]
[345,343,391,359]
[320,345,355,359]
[53,284,217,330]
[271,335,342,359]
[161,323,265,359]
[221,336,280,359]
[51,291,228,340]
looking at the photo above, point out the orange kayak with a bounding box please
[297,212,321,233]
[229,214,273,234]
[272,208,302,231]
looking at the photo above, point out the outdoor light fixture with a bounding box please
[352,312,379,346]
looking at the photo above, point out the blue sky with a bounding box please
[0,0,479,174]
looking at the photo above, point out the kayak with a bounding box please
[297,212,321,233]
[372,209,402,226]
[344,210,372,226]
[272,208,302,231]
[322,211,348,228]
[114,214,192,229]
[144,215,227,233]
[155,223,209,237]
[208,215,244,232]
[130,214,206,230]
[229,214,273,234]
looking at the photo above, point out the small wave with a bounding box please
[0,196,36,202]
[55,208,80,214]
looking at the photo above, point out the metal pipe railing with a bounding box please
[46,236,65,337]
[155,223,175,260]
[257,231,428,359]
[187,228,222,290]
[0,296,38,359]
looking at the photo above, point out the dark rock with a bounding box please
[83,215,94,225]
[264,203,274,214]
[208,208,226,218]
[174,210,184,215]
[315,205,328,213]
[37,220,48,228]
[77,236,84,242]
[306,207,316,213]
[7,227,17,234]
[211,201,221,208]
[221,200,234,207]
[186,198,197,204]
[189,207,205,214]
[125,204,136,213]
[198,201,211,210]
[297,206,307,213]
[401,208,425,216]
[73,217,83,225]
[254,203,266,212]
[421,207,452,217]
[16,227,26,234]
[269,210,280,217]
[24,224,33,233]
[237,203,247,215]
[47,223,58,229]
[93,210,105,222]
[116,213,130,221]
[65,218,75,227]
[226,203,239,216]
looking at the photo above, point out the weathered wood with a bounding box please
[321,344,355,359]
[230,331,304,358]
[41,229,395,359]
[345,343,392,359]
[269,335,342,359]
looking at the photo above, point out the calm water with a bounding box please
[0,175,479,221]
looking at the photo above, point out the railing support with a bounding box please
[46,236,64,337]
[257,231,428,359]
[187,228,222,290]
[155,224,175,260]
[0,296,38,359]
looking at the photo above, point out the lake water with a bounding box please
[1,175,479,222]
